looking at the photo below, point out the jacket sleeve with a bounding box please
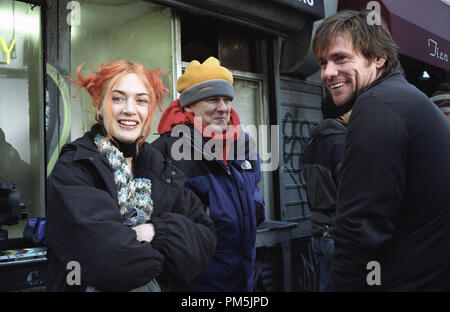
[150,184,217,282]
[253,155,266,226]
[134,143,217,283]
[330,96,408,291]
[47,158,165,291]
[330,134,346,184]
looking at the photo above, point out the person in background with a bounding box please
[152,57,265,291]
[430,82,450,121]
[46,60,216,291]
[0,128,31,205]
[312,10,450,291]
[301,94,352,291]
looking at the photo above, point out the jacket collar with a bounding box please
[65,126,179,182]
[182,123,255,168]
[312,119,347,139]
[67,129,102,162]
[362,70,403,94]
[157,99,241,135]
[62,124,107,162]
[67,124,139,162]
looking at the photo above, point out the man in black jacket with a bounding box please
[312,10,450,291]
[431,82,450,122]
[301,94,351,292]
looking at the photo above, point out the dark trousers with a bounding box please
[312,236,334,292]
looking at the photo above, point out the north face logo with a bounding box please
[241,160,252,170]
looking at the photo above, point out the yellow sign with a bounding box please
[0,37,16,65]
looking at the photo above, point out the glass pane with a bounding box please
[233,77,273,215]
[0,1,43,238]
[70,1,174,142]
[219,34,255,72]
[233,78,259,128]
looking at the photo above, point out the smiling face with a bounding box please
[318,31,386,107]
[185,95,232,133]
[98,73,150,144]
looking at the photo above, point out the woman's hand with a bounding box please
[133,223,155,243]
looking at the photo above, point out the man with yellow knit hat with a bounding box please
[152,57,265,291]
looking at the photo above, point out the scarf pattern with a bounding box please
[94,134,153,226]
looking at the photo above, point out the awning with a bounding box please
[272,0,325,19]
[152,0,323,36]
[338,0,450,71]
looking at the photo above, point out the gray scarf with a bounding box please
[94,134,153,226]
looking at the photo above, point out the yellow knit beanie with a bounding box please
[177,57,234,107]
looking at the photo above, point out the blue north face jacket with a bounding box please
[151,123,265,291]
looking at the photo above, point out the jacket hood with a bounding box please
[364,70,402,92]
[312,119,347,139]
[59,124,176,180]
[157,99,241,134]
[65,124,141,160]
[62,124,105,161]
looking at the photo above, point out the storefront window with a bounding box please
[0,1,43,238]
[70,0,174,142]
[233,78,260,127]
[233,75,274,218]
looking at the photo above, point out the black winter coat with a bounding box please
[46,127,217,291]
[301,119,347,237]
[331,71,450,291]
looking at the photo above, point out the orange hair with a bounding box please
[68,60,168,149]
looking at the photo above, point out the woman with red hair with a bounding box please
[45,61,217,291]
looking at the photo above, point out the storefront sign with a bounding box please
[0,37,16,65]
[428,39,449,63]
[272,0,325,18]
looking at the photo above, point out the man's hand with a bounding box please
[133,223,155,243]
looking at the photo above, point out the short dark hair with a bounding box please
[313,10,400,76]
[438,82,450,92]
